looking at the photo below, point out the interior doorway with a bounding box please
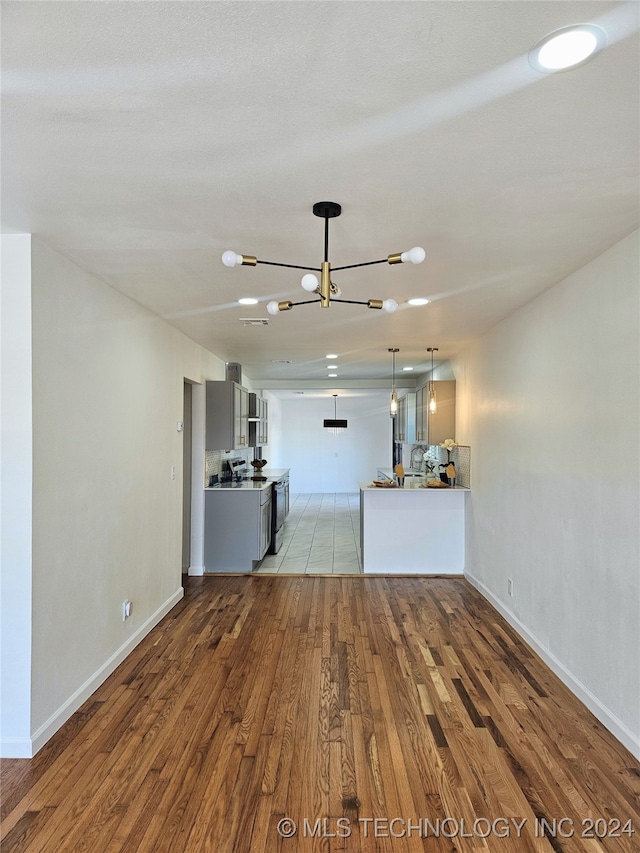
[182,380,193,573]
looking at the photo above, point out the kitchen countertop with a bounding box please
[260,468,289,480]
[205,480,273,491]
[204,468,289,491]
[361,481,469,491]
[377,467,424,479]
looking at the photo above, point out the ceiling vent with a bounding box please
[226,362,242,383]
[240,317,269,326]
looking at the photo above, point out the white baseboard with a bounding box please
[188,564,204,576]
[0,737,34,759]
[464,572,640,761]
[24,588,184,758]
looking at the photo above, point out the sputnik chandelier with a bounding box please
[222,201,425,314]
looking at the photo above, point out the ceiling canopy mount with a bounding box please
[312,201,342,219]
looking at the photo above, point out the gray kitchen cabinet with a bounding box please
[415,380,456,445]
[396,393,407,442]
[259,491,272,557]
[204,485,272,572]
[205,380,249,450]
[415,385,427,443]
[396,392,415,443]
[427,380,456,446]
[249,393,269,447]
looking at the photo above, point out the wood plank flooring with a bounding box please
[2,576,639,852]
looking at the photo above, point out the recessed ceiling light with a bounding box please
[326,364,338,369]
[407,298,430,306]
[402,366,414,371]
[238,297,258,305]
[529,24,606,73]
[328,374,337,378]
[326,353,338,359]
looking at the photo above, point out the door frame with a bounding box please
[185,379,205,576]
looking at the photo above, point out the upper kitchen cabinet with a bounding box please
[415,385,427,443]
[396,392,416,443]
[249,393,269,447]
[416,380,456,446]
[205,380,249,450]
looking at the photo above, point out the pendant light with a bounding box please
[324,394,347,434]
[427,347,438,414]
[389,347,399,418]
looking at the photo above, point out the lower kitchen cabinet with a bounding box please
[259,491,272,558]
[204,485,272,572]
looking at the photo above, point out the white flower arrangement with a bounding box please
[440,438,457,452]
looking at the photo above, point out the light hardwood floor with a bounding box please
[2,576,639,852]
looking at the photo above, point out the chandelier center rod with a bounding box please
[313,201,341,264]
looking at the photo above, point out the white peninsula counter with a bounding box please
[359,481,469,574]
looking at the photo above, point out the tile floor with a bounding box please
[255,493,362,574]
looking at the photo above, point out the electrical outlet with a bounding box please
[507,578,513,596]
[122,600,132,621]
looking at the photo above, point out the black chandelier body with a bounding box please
[222,201,425,314]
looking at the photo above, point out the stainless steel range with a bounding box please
[269,476,287,554]
[223,457,248,482]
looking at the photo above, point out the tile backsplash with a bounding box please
[402,443,471,488]
[433,444,470,488]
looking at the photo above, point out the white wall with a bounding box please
[279,392,392,492]
[3,237,226,755]
[452,231,639,757]
[261,390,282,466]
[0,235,34,756]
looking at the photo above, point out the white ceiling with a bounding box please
[2,1,638,386]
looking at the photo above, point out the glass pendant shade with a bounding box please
[389,347,399,418]
[427,346,438,414]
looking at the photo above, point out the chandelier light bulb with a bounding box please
[382,299,398,313]
[222,250,241,267]
[400,247,426,265]
[301,273,319,292]
[266,301,280,315]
